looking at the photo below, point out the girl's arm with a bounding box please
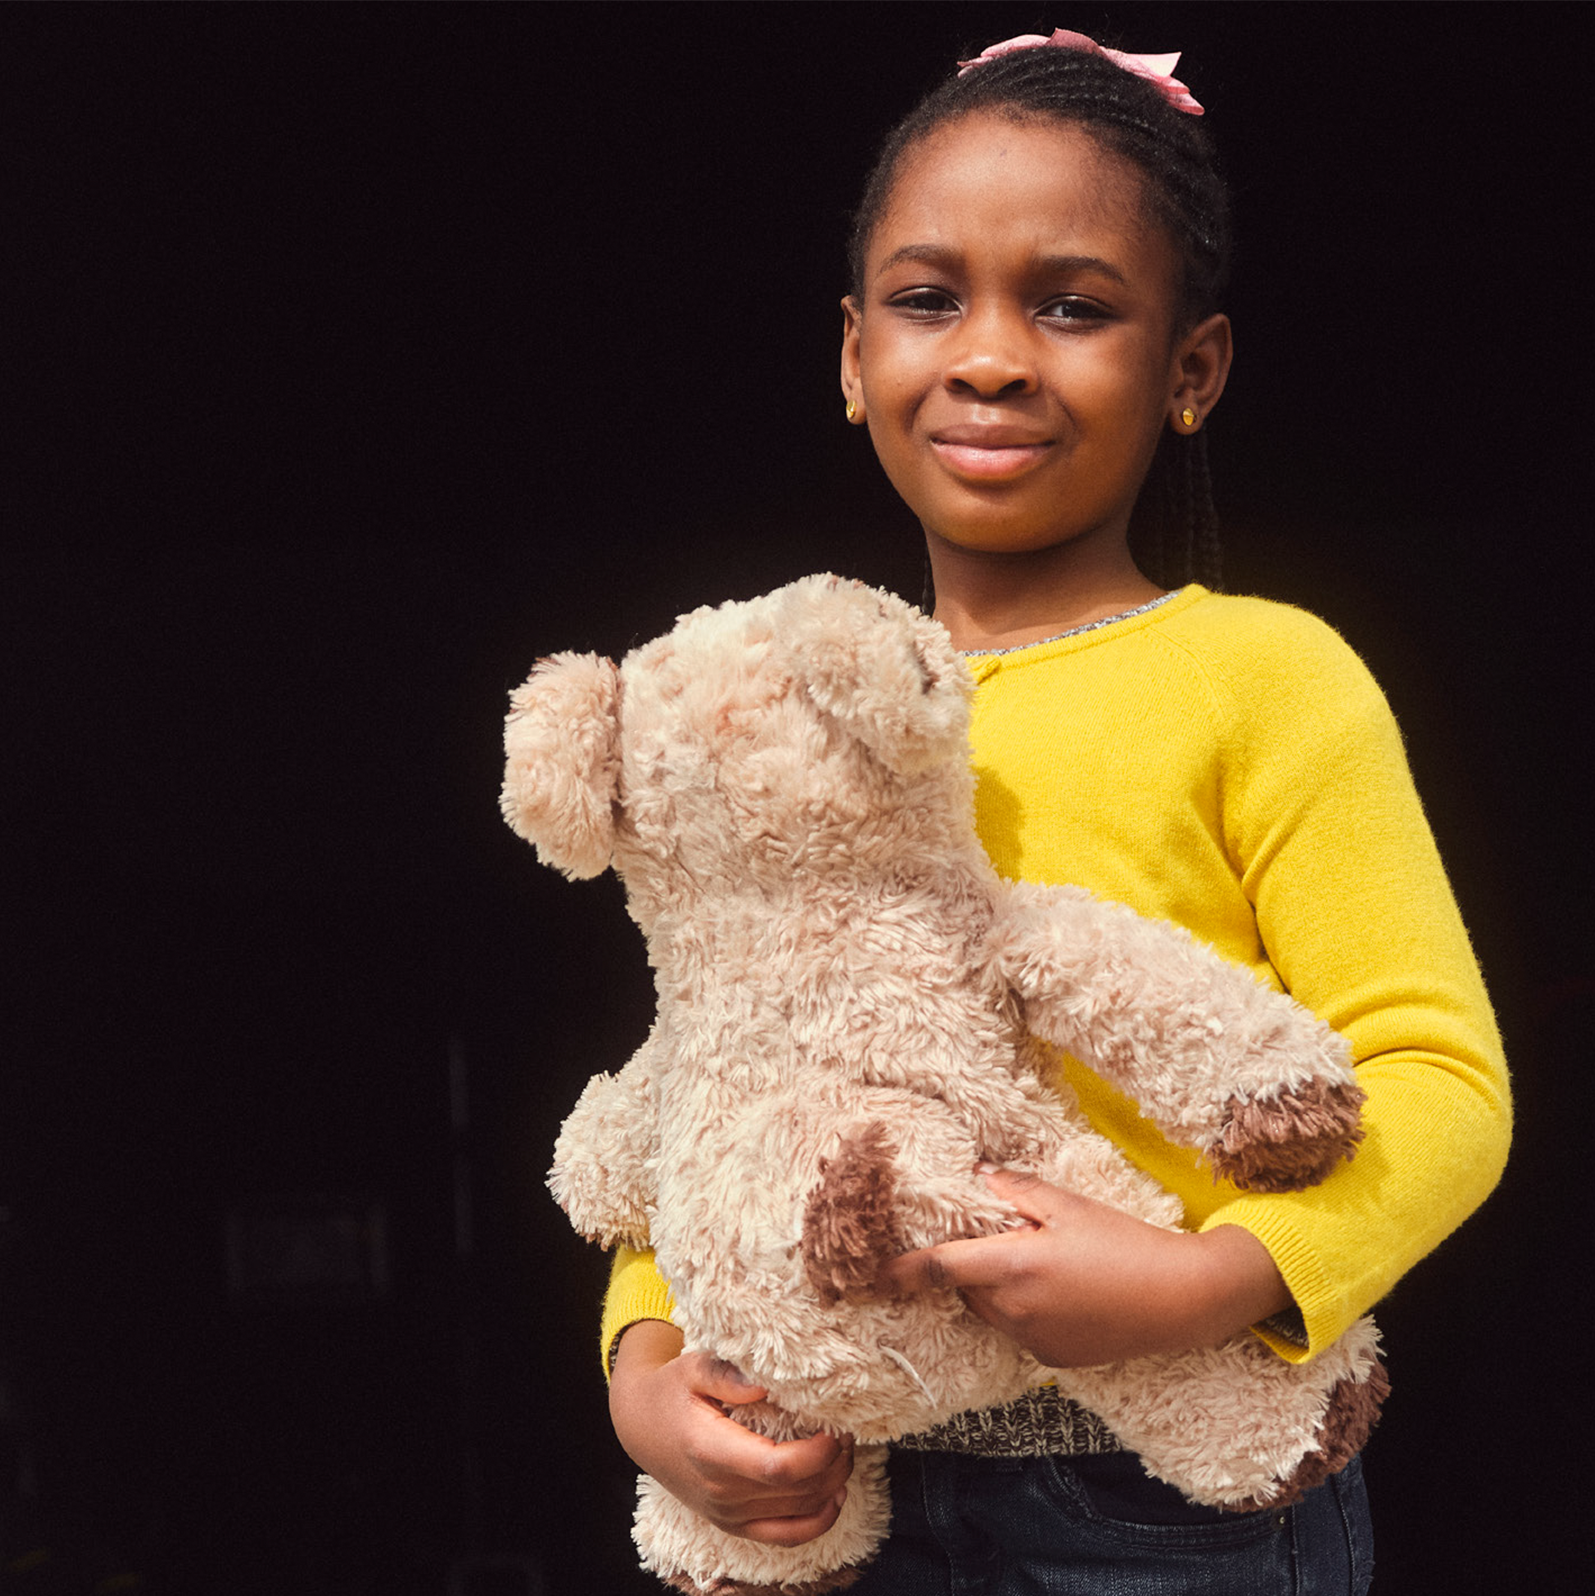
[941,597,1510,1367]
[550,1032,663,1251]
[1184,612,1511,1359]
[609,1319,854,1546]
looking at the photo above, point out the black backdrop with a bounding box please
[5,4,1589,1592]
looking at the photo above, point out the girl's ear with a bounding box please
[501,652,621,880]
[1169,312,1233,434]
[840,296,867,424]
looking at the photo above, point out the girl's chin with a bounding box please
[924,524,1093,560]
[920,499,1140,560]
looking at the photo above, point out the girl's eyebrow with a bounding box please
[874,243,961,275]
[874,243,1128,285]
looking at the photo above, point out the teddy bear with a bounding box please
[502,574,1386,1596]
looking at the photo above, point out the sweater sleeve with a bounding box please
[1196,613,1510,1360]
[600,1244,676,1378]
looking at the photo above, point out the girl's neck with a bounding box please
[925,530,1165,655]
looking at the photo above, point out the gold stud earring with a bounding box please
[846,399,858,422]
[1180,406,1198,429]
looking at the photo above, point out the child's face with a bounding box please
[842,113,1192,565]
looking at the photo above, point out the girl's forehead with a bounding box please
[871,113,1156,265]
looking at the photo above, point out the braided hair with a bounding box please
[848,43,1232,590]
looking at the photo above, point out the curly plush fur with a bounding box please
[506,576,1384,1596]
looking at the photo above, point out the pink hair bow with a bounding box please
[957,27,1204,116]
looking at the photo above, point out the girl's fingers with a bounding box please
[875,1167,1067,1298]
[981,1165,1067,1225]
[698,1436,853,1542]
[769,1429,852,1485]
[714,1427,852,1493]
[736,1494,848,1547]
[611,1329,857,1547]
[877,1232,1014,1297]
[691,1356,770,1407]
[697,1416,852,1494]
[715,1475,849,1525]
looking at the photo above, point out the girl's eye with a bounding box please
[1040,297,1111,325]
[889,287,957,316]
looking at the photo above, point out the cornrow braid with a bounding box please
[849,43,1233,590]
[1131,429,1222,591]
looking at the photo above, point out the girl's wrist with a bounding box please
[1186,1224,1292,1346]
[611,1317,683,1380]
[609,1320,685,1465]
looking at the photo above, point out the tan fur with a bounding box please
[510,576,1384,1596]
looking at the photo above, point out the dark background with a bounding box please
[4,4,1588,1592]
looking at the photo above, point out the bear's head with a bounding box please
[501,576,974,919]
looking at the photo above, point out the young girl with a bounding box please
[598,29,1509,1595]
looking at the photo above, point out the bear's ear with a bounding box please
[501,652,621,880]
[775,575,971,775]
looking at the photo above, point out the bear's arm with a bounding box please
[549,1028,663,1249]
[985,882,1362,1192]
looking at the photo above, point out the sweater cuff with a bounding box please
[1199,1209,1334,1365]
[600,1245,676,1379]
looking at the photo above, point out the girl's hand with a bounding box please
[877,1167,1291,1368]
[608,1319,855,1546]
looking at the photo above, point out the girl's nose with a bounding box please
[942,311,1038,399]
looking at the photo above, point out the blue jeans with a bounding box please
[847,1449,1373,1595]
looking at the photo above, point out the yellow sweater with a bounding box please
[598,585,1510,1367]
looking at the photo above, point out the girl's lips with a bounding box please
[931,439,1052,481]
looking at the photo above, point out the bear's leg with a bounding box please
[633,1442,891,1596]
[1058,1316,1386,1512]
[1229,1330,1390,1510]
[798,1114,1028,1309]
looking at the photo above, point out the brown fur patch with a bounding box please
[800,1123,902,1305]
[1233,1357,1390,1512]
[665,1565,866,1596]
[1212,1079,1367,1192]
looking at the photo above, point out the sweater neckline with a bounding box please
[959,586,1199,661]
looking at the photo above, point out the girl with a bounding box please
[599,28,1509,1595]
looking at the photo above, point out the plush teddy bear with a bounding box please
[503,575,1386,1596]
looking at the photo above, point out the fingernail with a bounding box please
[976,1161,1000,1176]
